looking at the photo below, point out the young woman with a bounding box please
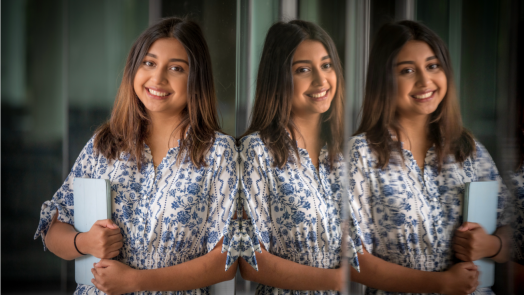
[234,20,362,294]
[347,20,511,294]
[34,17,238,294]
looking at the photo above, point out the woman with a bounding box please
[234,20,362,294]
[34,17,238,294]
[347,20,511,294]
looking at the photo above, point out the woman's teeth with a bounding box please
[413,91,434,99]
[148,88,169,97]
[309,90,327,98]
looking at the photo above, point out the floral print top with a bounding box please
[347,133,510,295]
[34,132,238,295]
[512,165,524,264]
[237,132,363,295]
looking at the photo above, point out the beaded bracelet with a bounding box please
[486,234,502,258]
[74,232,86,255]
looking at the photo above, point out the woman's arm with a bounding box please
[238,244,479,295]
[238,245,342,291]
[45,209,123,260]
[351,248,479,295]
[91,237,237,294]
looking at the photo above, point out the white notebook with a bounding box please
[463,181,498,287]
[73,178,112,286]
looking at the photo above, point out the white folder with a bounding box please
[73,178,112,286]
[463,181,498,287]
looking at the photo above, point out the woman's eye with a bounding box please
[401,68,414,74]
[169,66,184,72]
[428,63,440,70]
[296,67,310,73]
[322,63,332,69]
[144,61,154,67]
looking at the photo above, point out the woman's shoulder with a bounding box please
[347,133,372,152]
[212,131,236,146]
[206,131,236,156]
[237,132,267,151]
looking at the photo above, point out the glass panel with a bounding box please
[1,1,149,292]
[2,0,66,292]
[161,0,237,137]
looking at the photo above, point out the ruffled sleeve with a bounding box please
[343,196,364,272]
[221,140,262,270]
[34,137,99,250]
[346,135,378,257]
[225,134,271,271]
[203,135,238,262]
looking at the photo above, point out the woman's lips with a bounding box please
[411,90,435,102]
[306,89,329,101]
[146,87,171,99]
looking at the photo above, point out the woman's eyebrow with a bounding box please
[292,55,331,65]
[146,53,189,65]
[396,56,438,66]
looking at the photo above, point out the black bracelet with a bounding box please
[74,232,86,255]
[486,234,502,258]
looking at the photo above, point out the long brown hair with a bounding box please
[94,17,220,168]
[355,20,475,171]
[242,20,345,169]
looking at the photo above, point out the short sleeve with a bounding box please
[346,135,377,255]
[232,135,271,271]
[221,139,262,270]
[343,195,364,272]
[205,135,238,258]
[34,137,99,250]
[473,142,512,227]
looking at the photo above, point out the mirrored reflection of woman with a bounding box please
[34,17,238,294]
[347,20,511,295]
[233,20,363,294]
[511,102,524,289]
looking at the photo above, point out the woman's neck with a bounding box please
[396,114,432,171]
[147,111,184,149]
[292,113,322,149]
[397,115,429,143]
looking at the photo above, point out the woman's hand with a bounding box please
[439,262,479,295]
[78,219,123,259]
[453,222,500,261]
[91,259,140,294]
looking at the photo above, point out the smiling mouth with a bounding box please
[411,91,435,100]
[147,88,171,97]
[307,89,329,99]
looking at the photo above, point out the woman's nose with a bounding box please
[312,68,327,86]
[150,68,167,84]
[416,70,431,87]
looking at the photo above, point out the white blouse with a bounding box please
[35,132,238,295]
[235,132,363,295]
[347,133,510,295]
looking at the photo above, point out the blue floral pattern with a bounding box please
[34,132,238,295]
[238,132,363,295]
[347,133,510,295]
[512,166,524,264]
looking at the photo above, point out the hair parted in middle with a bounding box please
[355,20,475,172]
[94,17,220,169]
[242,20,345,169]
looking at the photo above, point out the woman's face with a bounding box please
[133,38,189,116]
[395,40,447,119]
[291,39,337,117]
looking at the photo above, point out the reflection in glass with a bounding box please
[347,20,512,294]
[235,20,361,294]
